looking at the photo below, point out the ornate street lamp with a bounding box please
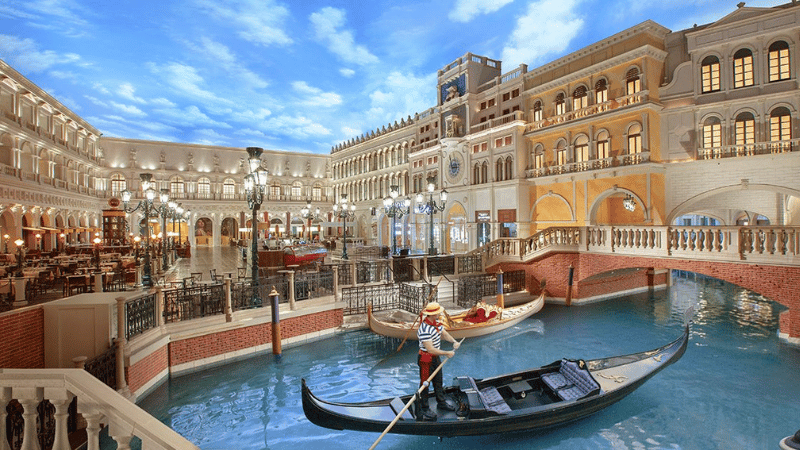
[244,146,269,307]
[300,200,320,242]
[415,177,447,255]
[13,238,25,278]
[332,194,356,260]
[155,189,174,271]
[120,173,161,287]
[383,185,411,256]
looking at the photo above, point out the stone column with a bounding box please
[115,296,130,397]
[224,278,233,321]
[44,388,74,450]
[14,387,41,450]
[332,265,339,302]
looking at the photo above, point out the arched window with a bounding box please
[170,175,185,199]
[222,178,235,199]
[595,79,608,105]
[596,130,610,160]
[110,173,126,196]
[504,156,513,180]
[197,177,211,199]
[312,183,322,201]
[734,112,755,154]
[626,68,641,95]
[481,161,488,184]
[701,56,721,93]
[533,100,543,122]
[768,41,791,82]
[702,117,722,156]
[733,48,754,88]
[627,123,642,154]
[555,141,567,166]
[473,163,480,185]
[769,107,792,152]
[495,158,504,182]
[533,146,545,170]
[291,181,303,198]
[555,93,566,116]
[574,135,590,164]
[572,86,588,111]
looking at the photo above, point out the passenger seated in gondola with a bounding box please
[463,302,502,324]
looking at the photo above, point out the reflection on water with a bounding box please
[135,273,800,450]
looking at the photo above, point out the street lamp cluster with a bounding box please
[301,201,320,242]
[121,173,187,287]
[415,177,447,255]
[383,185,411,256]
[332,194,356,260]
[244,147,269,307]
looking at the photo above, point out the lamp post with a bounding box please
[3,234,9,253]
[13,238,24,277]
[121,173,162,287]
[332,194,356,260]
[244,147,269,307]
[93,236,102,273]
[35,233,41,251]
[383,185,411,256]
[415,177,447,255]
[300,200,320,242]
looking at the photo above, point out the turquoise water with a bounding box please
[136,274,800,450]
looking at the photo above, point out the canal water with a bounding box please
[135,273,800,450]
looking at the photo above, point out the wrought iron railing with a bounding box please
[427,255,455,277]
[163,283,225,322]
[456,270,526,308]
[342,282,432,315]
[84,344,117,388]
[125,292,157,339]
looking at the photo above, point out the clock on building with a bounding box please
[446,152,464,184]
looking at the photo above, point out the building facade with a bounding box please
[1,3,799,256]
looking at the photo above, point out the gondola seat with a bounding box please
[456,376,511,415]
[542,359,600,401]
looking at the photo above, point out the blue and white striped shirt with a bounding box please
[418,320,442,351]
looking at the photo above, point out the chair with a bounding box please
[209,269,218,281]
[237,267,249,280]
[190,272,203,284]
[66,275,88,296]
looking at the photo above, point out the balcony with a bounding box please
[525,154,638,178]
[697,139,798,160]
[525,92,649,135]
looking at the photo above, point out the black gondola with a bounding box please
[302,319,689,437]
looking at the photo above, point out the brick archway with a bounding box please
[501,252,800,342]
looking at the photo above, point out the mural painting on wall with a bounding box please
[195,218,213,236]
[221,218,236,237]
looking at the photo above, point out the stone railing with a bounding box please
[0,368,199,450]
[482,225,800,268]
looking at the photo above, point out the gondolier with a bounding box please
[417,302,460,420]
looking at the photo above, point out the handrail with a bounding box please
[0,368,199,449]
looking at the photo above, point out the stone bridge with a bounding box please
[479,226,800,345]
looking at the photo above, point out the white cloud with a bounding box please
[366,70,436,124]
[500,0,584,67]
[310,7,379,66]
[0,34,83,73]
[194,37,269,89]
[340,68,356,78]
[291,81,342,107]
[148,62,231,105]
[264,114,332,139]
[193,0,292,46]
[118,83,146,104]
[152,104,231,128]
[110,101,147,117]
[449,0,514,23]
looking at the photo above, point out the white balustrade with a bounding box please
[0,369,199,450]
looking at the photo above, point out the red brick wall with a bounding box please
[495,253,800,339]
[127,345,168,394]
[0,308,44,368]
[168,309,343,367]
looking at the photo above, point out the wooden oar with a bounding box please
[368,337,466,450]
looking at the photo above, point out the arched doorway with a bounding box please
[446,203,468,254]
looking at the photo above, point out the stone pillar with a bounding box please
[0,387,10,450]
[109,420,133,450]
[224,278,233,322]
[13,277,27,307]
[332,265,340,302]
[115,296,130,397]
[81,411,103,450]
[44,389,74,450]
[94,272,103,292]
[14,388,42,450]
[155,286,164,328]
[288,270,296,310]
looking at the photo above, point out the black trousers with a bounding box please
[417,353,446,409]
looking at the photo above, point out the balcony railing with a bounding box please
[524,91,649,135]
[697,139,798,160]
[525,154,640,178]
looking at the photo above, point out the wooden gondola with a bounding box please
[367,292,545,340]
[302,316,689,437]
